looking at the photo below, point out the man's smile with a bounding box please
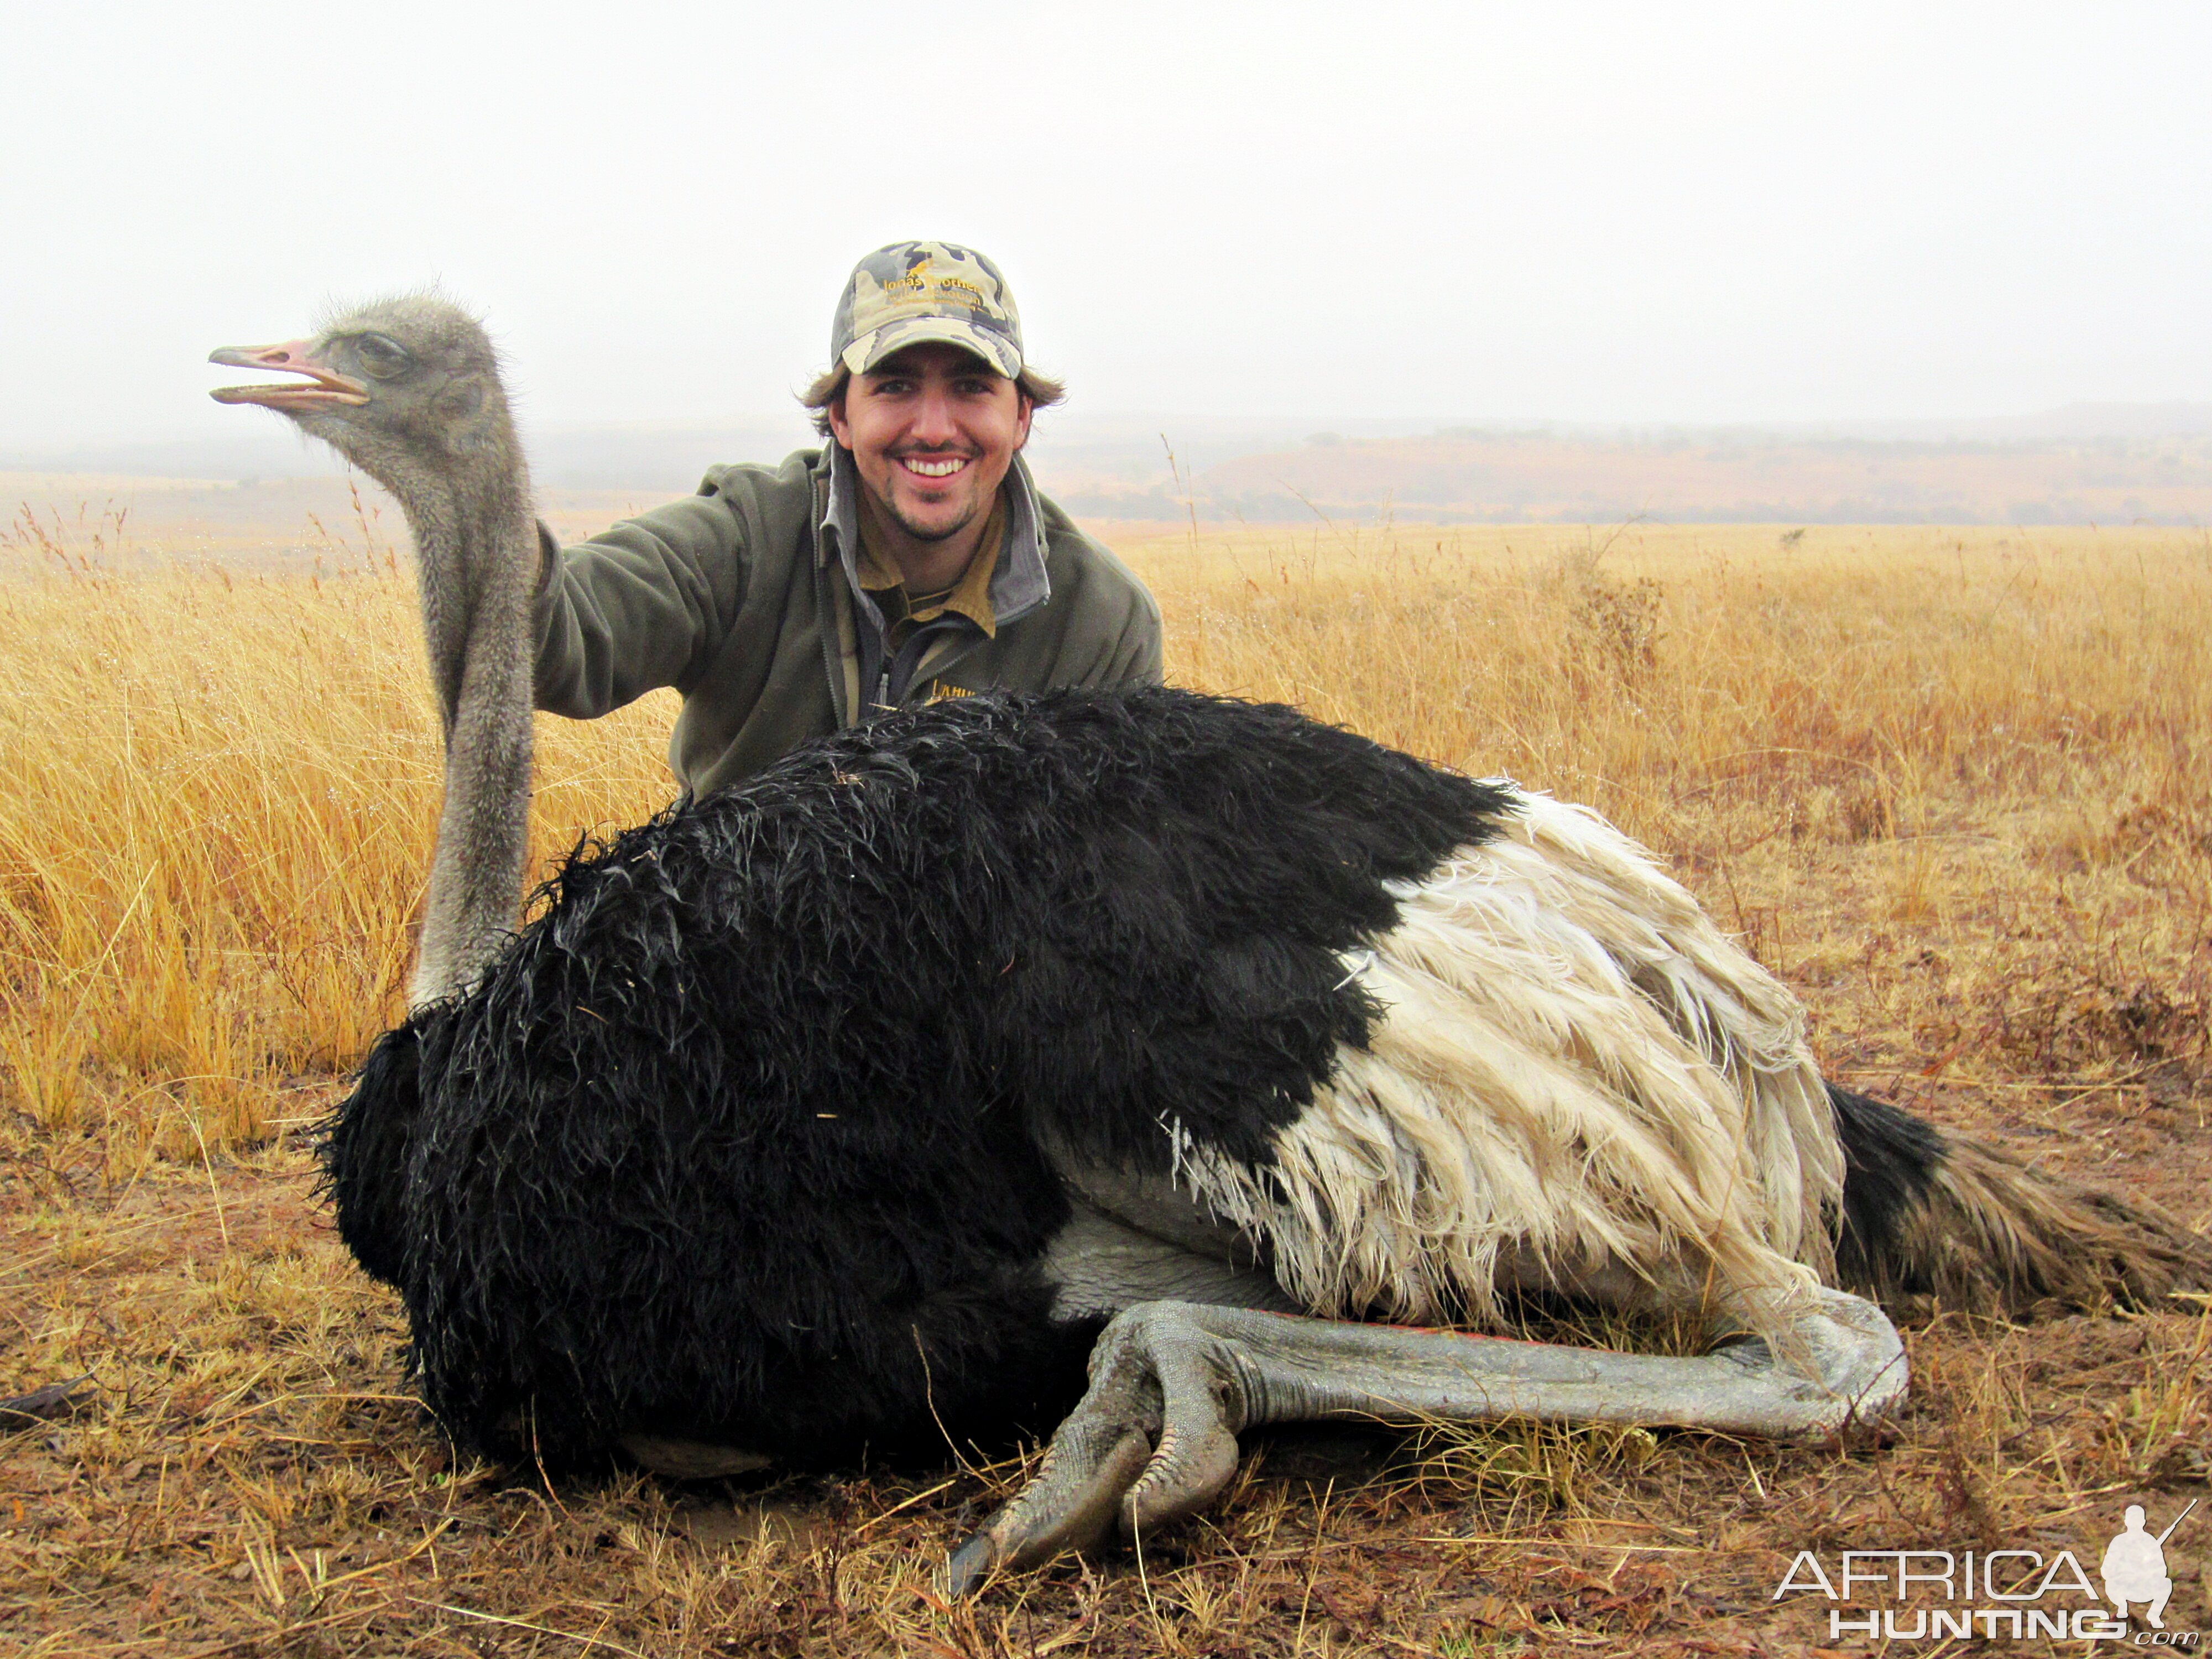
[899,454,971,480]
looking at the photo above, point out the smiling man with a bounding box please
[534,241,1162,797]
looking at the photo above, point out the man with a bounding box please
[535,241,1163,796]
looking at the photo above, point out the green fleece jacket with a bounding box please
[534,446,1163,797]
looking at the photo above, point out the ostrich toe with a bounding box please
[947,1301,1253,1592]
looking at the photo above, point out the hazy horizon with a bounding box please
[14,400,2212,533]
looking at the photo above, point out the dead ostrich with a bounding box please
[212,296,2204,1591]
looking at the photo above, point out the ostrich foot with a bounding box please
[946,1288,1905,1593]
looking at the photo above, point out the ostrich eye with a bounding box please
[352,333,414,380]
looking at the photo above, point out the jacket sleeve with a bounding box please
[1083,581,1165,689]
[533,487,750,719]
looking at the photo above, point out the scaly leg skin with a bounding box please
[945,1287,1905,1594]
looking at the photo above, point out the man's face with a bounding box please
[828,342,1032,544]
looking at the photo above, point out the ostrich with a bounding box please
[212,297,2203,1591]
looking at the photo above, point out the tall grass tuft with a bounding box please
[0,535,674,1158]
[1,519,2206,1160]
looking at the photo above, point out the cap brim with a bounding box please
[842,317,1022,379]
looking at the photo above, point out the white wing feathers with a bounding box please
[1171,787,1844,1331]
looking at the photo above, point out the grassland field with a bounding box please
[1,504,2206,1656]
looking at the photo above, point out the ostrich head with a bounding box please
[210,295,514,502]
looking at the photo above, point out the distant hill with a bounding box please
[1055,429,2212,525]
[12,403,2212,528]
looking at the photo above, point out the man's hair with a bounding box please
[800,359,1067,439]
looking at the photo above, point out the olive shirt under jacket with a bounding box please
[533,446,1164,799]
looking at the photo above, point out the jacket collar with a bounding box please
[818,445,1051,631]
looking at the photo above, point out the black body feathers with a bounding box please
[324,688,1511,1466]
[1827,1083,1945,1293]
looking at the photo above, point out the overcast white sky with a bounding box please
[6,2,2208,451]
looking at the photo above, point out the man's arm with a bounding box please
[534,486,751,719]
[1073,576,1164,689]
[1090,595,1164,687]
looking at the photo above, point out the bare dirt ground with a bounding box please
[2,520,2205,1655]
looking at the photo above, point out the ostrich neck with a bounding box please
[380,459,529,735]
[377,444,539,1010]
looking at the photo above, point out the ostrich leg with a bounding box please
[947,1288,1904,1592]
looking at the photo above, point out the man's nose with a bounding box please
[909,384,960,444]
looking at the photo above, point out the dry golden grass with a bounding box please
[2,510,2208,1655]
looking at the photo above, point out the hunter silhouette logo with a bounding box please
[2104,1501,2196,1630]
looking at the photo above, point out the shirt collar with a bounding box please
[820,445,1051,630]
[857,494,1006,638]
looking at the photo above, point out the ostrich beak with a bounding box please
[207,340,369,410]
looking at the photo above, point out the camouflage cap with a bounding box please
[831,241,1024,380]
